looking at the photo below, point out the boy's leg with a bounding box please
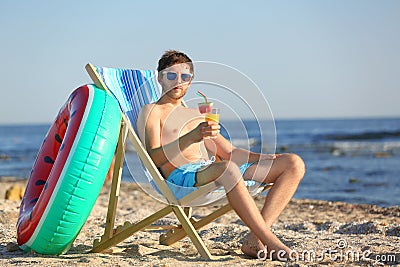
[196,161,291,259]
[241,153,305,256]
[242,153,305,226]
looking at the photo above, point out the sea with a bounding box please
[0,117,399,207]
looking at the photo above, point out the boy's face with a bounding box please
[158,63,193,100]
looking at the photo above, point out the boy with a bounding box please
[137,50,305,259]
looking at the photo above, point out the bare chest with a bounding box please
[159,107,202,144]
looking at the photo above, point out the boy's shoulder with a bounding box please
[140,103,158,113]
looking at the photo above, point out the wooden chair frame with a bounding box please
[85,63,272,259]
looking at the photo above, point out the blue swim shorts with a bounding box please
[166,161,255,199]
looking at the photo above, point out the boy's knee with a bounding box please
[223,161,240,174]
[286,154,306,177]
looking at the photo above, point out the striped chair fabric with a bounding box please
[95,66,162,131]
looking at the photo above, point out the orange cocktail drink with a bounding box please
[205,108,220,138]
[205,111,220,123]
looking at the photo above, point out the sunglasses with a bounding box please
[162,71,193,82]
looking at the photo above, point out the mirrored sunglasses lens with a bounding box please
[166,72,177,80]
[181,73,192,82]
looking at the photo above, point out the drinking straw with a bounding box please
[196,90,208,102]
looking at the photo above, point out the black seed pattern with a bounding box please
[30,198,39,204]
[44,156,54,164]
[35,180,46,186]
[55,134,62,143]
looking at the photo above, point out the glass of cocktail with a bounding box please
[205,108,220,123]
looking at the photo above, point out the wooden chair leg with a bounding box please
[183,207,192,218]
[101,121,127,239]
[92,205,173,253]
[171,205,213,259]
[160,203,233,246]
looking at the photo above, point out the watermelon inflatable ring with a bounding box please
[17,84,121,254]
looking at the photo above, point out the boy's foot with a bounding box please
[240,238,264,258]
[241,232,292,261]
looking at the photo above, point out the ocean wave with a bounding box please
[272,141,400,157]
[231,138,259,148]
[331,141,400,153]
[321,130,400,141]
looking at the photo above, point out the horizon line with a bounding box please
[1,115,399,127]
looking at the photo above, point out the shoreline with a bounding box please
[0,180,399,266]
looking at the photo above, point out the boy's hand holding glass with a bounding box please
[204,108,220,139]
[192,121,220,141]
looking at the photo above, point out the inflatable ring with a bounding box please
[17,84,121,255]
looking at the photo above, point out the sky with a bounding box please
[0,0,399,124]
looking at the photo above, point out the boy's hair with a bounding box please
[157,50,194,73]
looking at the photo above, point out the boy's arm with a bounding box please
[207,132,275,165]
[137,105,217,167]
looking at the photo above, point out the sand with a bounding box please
[0,180,399,266]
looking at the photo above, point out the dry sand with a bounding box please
[1,180,399,266]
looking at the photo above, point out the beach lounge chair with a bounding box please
[85,63,273,259]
